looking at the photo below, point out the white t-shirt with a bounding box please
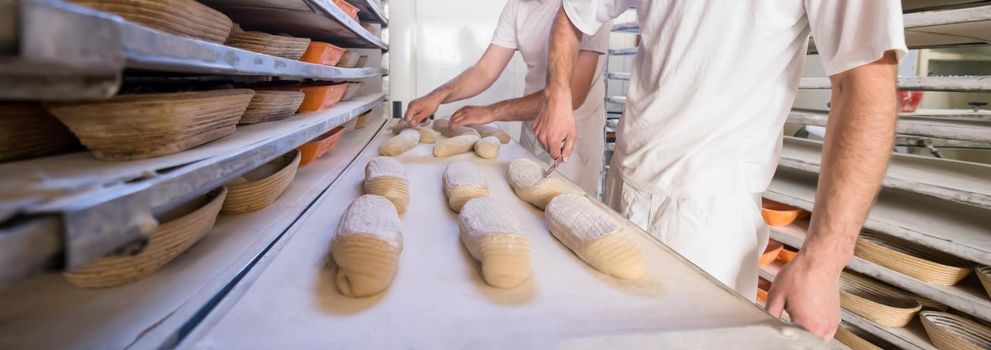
[563,0,908,198]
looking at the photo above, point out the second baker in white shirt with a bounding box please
[404,0,611,194]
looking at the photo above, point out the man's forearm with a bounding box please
[546,6,582,100]
[427,68,490,104]
[802,52,899,272]
[490,91,544,121]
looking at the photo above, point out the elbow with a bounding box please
[571,94,587,110]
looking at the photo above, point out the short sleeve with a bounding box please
[805,0,908,75]
[579,20,612,54]
[490,0,518,49]
[562,0,632,35]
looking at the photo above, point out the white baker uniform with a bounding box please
[490,0,612,194]
[562,0,907,297]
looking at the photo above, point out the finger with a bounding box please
[549,133,562,160]
[765,289,785,319]
[824,322,838,341]
[562,131,576,162]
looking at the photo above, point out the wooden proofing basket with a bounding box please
[0,103,78,162]
[855,232,971,286]
[69,0,233,43]
[978,266,991,299]
[341,82,363,101]
[336,50,368,68]
[64,187,227,288]
[46,89,254,161]
[839,271,922,327]
[221,150,301,214]
[239,90,305,124]
[834,324,882,350]
[920,311,991,350]
[226,26,311,60]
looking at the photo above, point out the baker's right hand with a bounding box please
[404,95,442,127]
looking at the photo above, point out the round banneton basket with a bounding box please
[977,266,991,299]
[834,325,882,350]
[840,271,922,327]
[0,103,78,162]
[226,25,311,60]
[46,89,254,161]
[221,150,301,214]
[855,232,972,286]
[64,187,227,288]
[239,90,305,125]
[69,0,233,43]
[920,311,991,350]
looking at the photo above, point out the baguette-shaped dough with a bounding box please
[458,197,531,288]
[390,120,432,134]
[443,161,489,212]
[364,156,410,213]
[379,128,420,156]
[434,134,480,157]
[443,126,480,138]
[470,124,511,144]
[473,136,500,159]
[432,118,450,132]
[508,158,576,209]
[545,194,646,279]
[332,195,403,297]
[417,127,437,144]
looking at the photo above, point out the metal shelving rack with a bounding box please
[604,2,991,349]
[0,0,390,347]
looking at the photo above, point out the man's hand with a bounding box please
[450,105,498,129]
[404,94,443,127]
[765,252,842,341]
[533,91,577,160]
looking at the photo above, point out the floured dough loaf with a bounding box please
[332,195,403,297]
[443,161,489,212]
[434,134,480,157]
[443,126,480,138]
[417,127,437,144]
[470,124,511,144]
[473,136,500,159]
[508,158,576,209]
[364,156,410,214]
[391,120,432,134]
[545,194,646,279]
[458,197,531,288]
[432,118,450,132]
[379,128,420,156]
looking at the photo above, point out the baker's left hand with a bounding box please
[765,253,841,341]
[533,91,576,161]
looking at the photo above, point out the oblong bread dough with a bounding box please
[459,197,531,288]
[364,156,410,213]
[508,158,576,209]
[332,194,403,297]
[545,194,645,279]
[474,136,500,159]
[443,161,489,212]
[379,128,420,156]
[434,134,480,158]
[470,124,511,144]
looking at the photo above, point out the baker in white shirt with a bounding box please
[404,0,611,194]
[535,0,907,340]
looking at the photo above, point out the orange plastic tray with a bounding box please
[300,41,346,66]
[761,198,804,226]
[298,83,348,112]
[759,240,784,267]
[777,247,798,264]
[757,277,772,304]
[334,0,360,21]
[299,126,345,166]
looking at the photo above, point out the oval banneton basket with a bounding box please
[840,271,922,327]
[0,103,79,162]
[977,266,991,299]
[336,50,368,68]
[221,150,301,214]
[834,325,882,350]
[69,0,233,43]
[226,26,311,60]
[46,89,255,161]
[354,110,374,129]
[64,187,227,288]
[856,232,972,286]
[920,311,991,350]
[341,82,364,102]
[239,90,305,125]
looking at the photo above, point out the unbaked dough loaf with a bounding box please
[332,194,403,297]
[417,127,437,144]
[391,120,432,134]
[459,197,531,288]
[364,156,410,213]
[443,161,489,212]
[470,124,511,144]
[442,126,480,138]
[473,136,500,159]
[434,134,480,157]
[508,158,576,209]
[379,128,420,156]
[545,194,645,279]
[432,118,450,132]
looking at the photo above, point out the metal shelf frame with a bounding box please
[799,76,991,92]
[607,47,637,56]
[1,0,384,100]
[789,110,991,145]
[0,94,385,288]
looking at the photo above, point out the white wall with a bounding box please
[388,0,526,134]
